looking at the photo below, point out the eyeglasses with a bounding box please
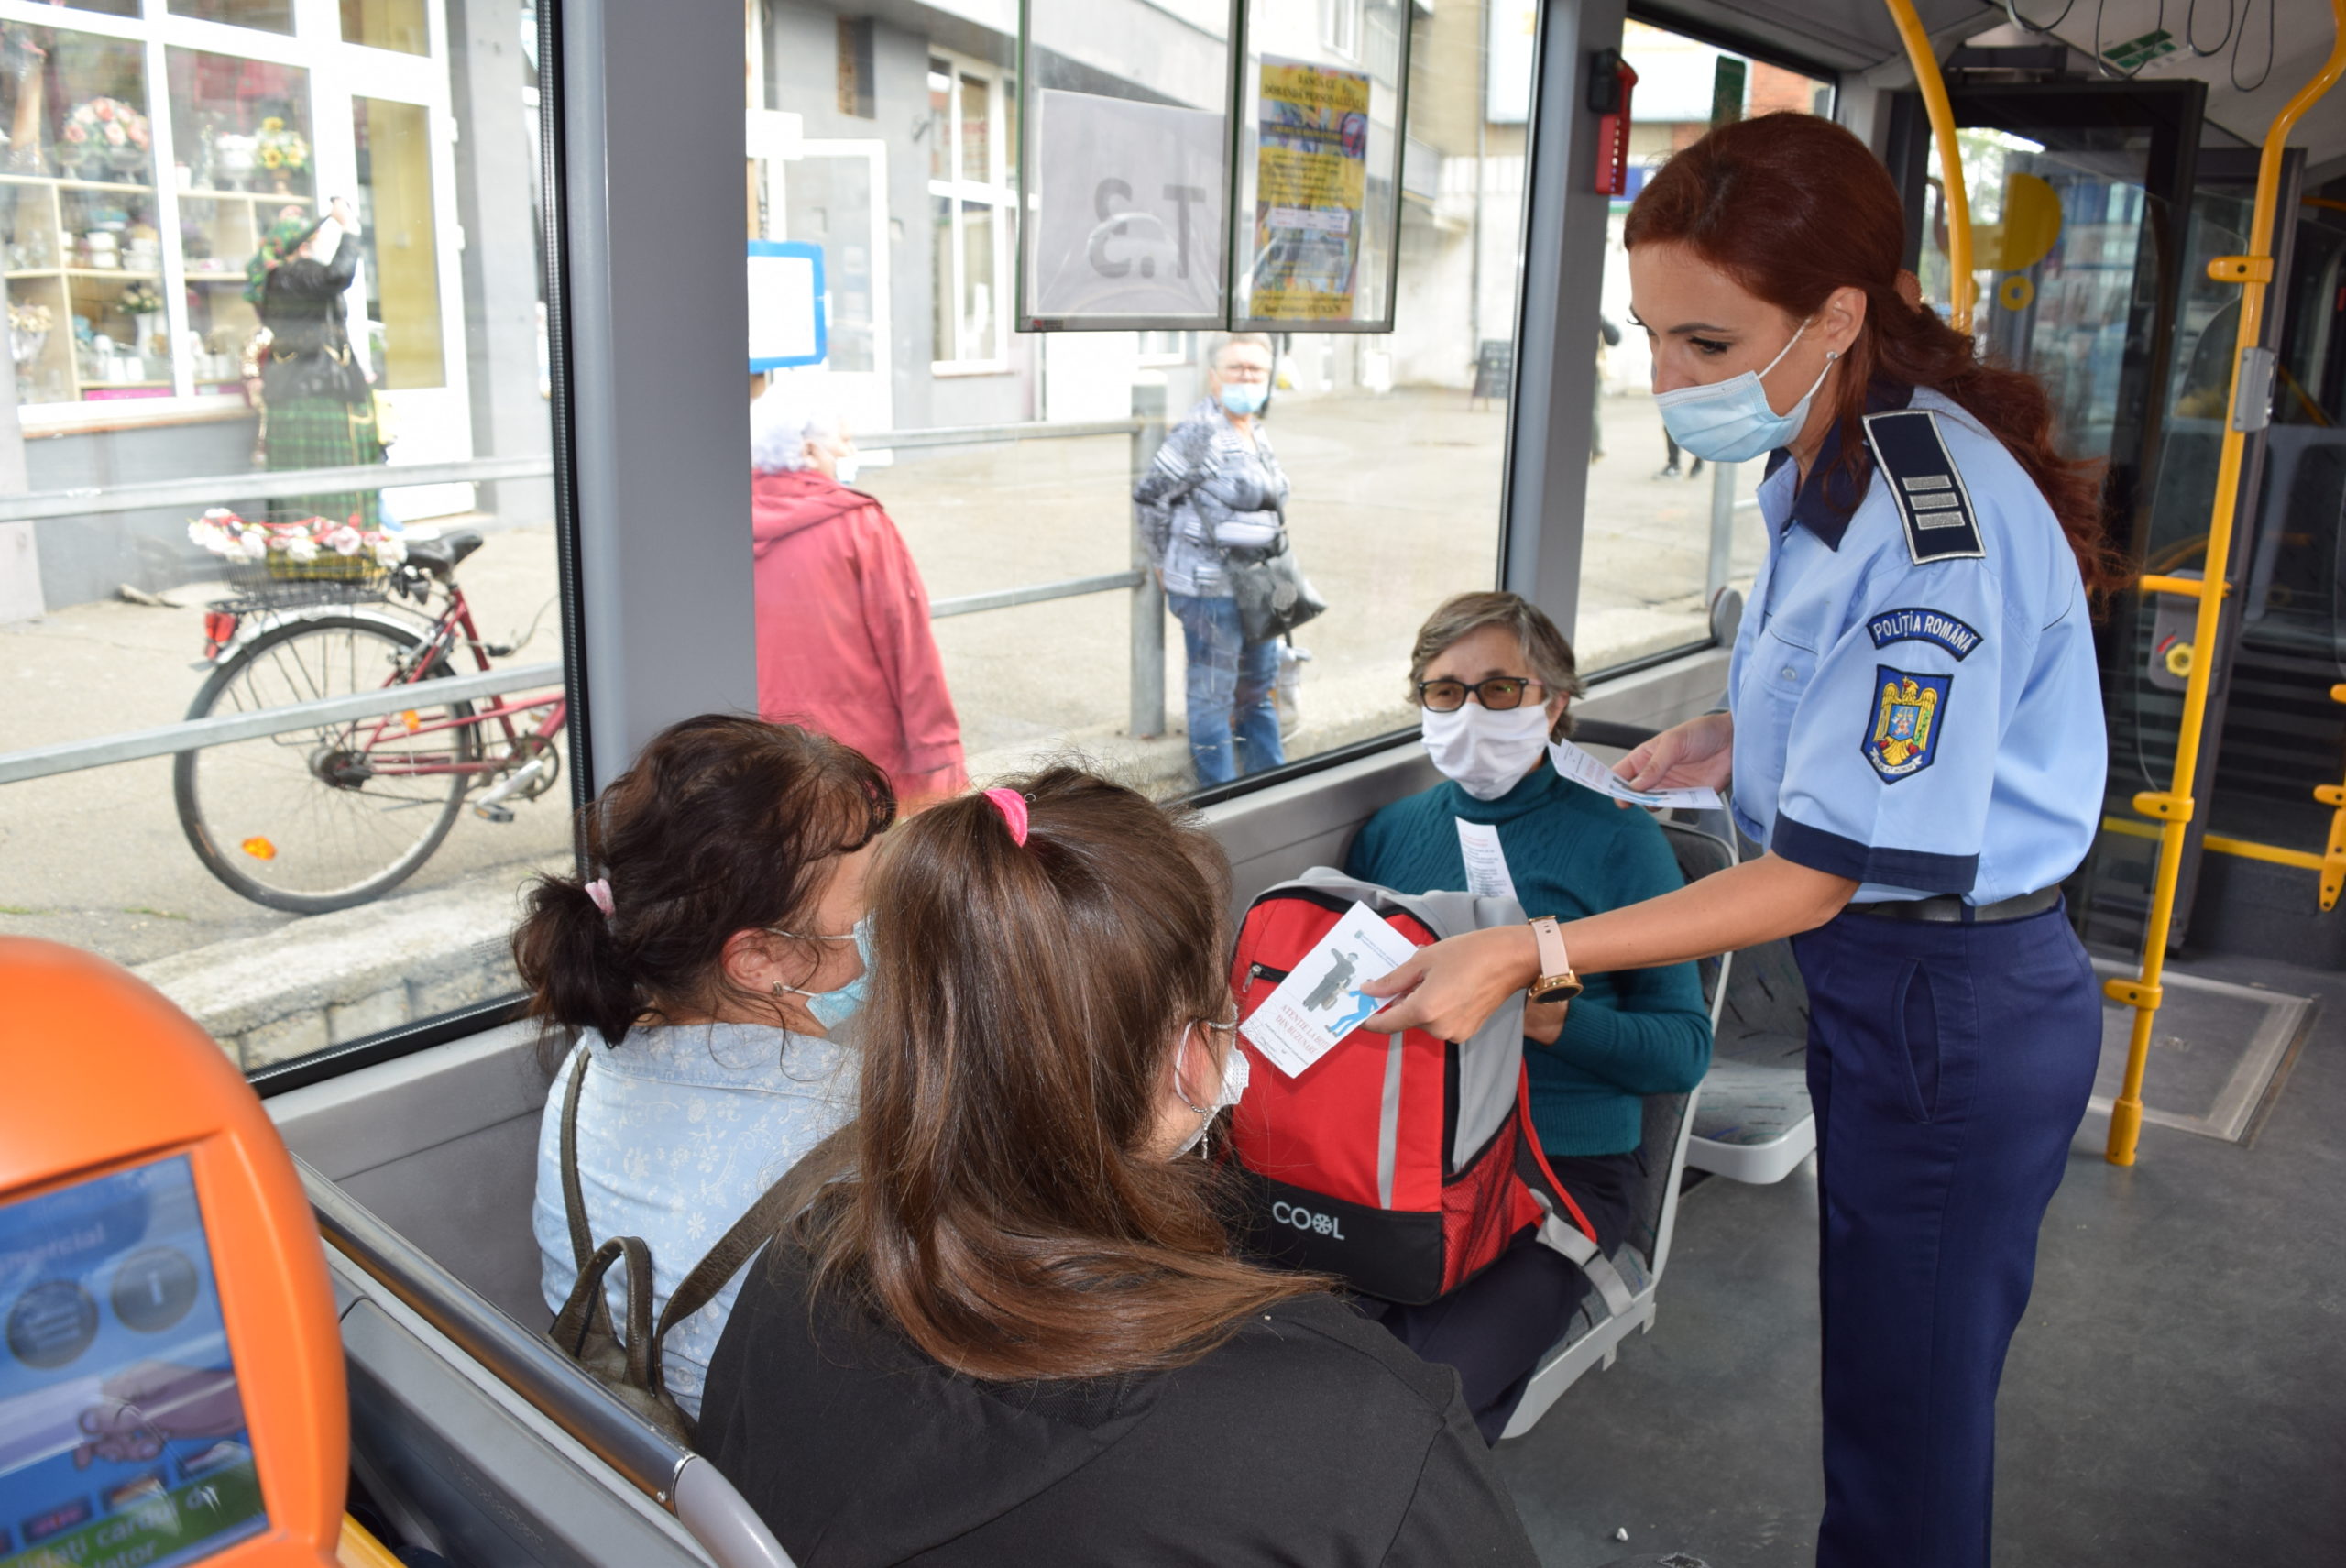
[1417,677,1547,712]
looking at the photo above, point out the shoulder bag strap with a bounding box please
[558,1044,596,1272]
[646,1127,854,1388]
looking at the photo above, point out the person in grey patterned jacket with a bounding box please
[1134,333,1295,784]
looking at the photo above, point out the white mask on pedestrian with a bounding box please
[1420,701,1552,801]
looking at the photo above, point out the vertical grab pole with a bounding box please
[1883,0,1973,332]
[1129,384,1168,741]
[2103,1,2346,1167]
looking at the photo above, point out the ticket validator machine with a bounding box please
[1,938,349,1568]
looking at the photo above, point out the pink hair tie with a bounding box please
[981,788,1030,847]
[584,877,615,918]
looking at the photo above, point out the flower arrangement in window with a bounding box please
[189,508,407,581]
[9,299,51,367]
[119,280,163,316]
[54,97,151,180]
[256,116,309,193]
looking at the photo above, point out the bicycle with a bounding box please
[172,527,568,914]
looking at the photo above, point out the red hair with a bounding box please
[1624,113,2119,601]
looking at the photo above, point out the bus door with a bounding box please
[1888,81,2289,951]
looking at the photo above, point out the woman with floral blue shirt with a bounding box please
[513,715,893,1420]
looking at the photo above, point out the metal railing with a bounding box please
[0,413,1171,785]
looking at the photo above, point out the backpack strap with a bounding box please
[556,1045,614,1339]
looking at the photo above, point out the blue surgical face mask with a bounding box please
[771,915,871,1033]
[1218,379,1268,417]
[1652,319,1838,464]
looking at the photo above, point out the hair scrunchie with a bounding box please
[981,787,1029,847]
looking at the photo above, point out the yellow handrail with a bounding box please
[2104,0,2346,1167]
[1883,0,1973,331]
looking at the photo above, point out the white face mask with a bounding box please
[1174,1023,1250,1157]
[831,455,861,487]
[1420,700,1552,801]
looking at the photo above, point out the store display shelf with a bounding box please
[62,269,161,279]
[0,175,159,194]
[6,269,60,279]
[181,188,312,203]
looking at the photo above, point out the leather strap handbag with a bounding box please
[1224,519,1328,644]
[548,1048,809,1444]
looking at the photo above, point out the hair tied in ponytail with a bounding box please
[584,877,614,918]
[981,788,1030,847]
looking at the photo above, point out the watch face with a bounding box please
[1533,977,1583,1003]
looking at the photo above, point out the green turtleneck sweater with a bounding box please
[1343,764,1712,1157]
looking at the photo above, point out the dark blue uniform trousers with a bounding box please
[1792,901,2101,1568]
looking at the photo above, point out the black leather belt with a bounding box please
[1847,885,2063,925]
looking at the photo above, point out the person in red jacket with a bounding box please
[751,384,968,806]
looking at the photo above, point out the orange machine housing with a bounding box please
[0,938,345,1566]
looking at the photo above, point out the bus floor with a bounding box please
[1491,945,2346,1568]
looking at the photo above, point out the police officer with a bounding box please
[1362,114,2112,1568]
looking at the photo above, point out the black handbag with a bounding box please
[1224,528,1328,644]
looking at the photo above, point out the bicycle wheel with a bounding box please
[173,614,479,913]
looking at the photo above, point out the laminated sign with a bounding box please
[1249,60,1371,323]
[1029,91,1227,323]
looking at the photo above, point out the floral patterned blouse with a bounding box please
[532,1022,857,1420]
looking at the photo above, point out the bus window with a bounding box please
[1585,21,1835,673]
[744,0,1543,798]
[0,6,563,1079]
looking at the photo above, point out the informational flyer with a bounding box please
[1454,819,1518,901]
[1240,900,1419,1078]
[1249,60,1371,323]
[1548,737,1723,811]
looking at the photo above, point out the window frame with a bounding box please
[926,47,1014,376]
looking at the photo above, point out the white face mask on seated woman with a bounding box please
[1420,702,1552,802]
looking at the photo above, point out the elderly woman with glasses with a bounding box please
[1342,589,1711,1444]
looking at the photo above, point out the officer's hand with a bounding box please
[1523,997,1569,1045]
[1617,711,1735,794]
[1357,925,1539,1041]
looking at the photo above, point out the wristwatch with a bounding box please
[1528,916,1583,1003]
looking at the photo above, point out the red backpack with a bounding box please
[1227,871,1632,1312]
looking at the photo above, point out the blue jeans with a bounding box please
[1167,591,1284,786]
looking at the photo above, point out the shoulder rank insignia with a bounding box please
[1862,409,1984,565]
[1862,667,1951,783]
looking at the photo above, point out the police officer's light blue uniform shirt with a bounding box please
[1725,384,2106,904]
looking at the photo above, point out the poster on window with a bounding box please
[1245,60,1372,323]
[1024,91,1228,328]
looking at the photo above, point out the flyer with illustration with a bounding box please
[1250,60,1372,322]
[1240,900,1419,1077]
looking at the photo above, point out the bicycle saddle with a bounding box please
[406,530,484,578]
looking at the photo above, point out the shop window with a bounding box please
[352,95,444,389]
[340,0,429,56]
[168,0,295,37]
[1320,0,1363,60]
[168,49,317,398]
[926,51,1009,370]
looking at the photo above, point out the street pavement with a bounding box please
[0,387,1762,979]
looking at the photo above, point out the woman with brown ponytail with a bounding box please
[697,769,1538,1565]
[515,715,893,1424]
[1359,114,2113,1566]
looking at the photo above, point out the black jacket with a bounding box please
[700,1247,1540,1568]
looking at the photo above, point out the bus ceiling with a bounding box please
[1639,0,2346,169]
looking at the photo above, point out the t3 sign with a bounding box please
[1027,90,1227,325]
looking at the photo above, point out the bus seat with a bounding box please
[1573,719,1818,1188]
[301,1159,795,1568]
[1497,817,1716,1440]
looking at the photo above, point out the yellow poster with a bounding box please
[1251,60,1371,322]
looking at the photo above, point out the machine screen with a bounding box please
[0,1156,266,1568]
